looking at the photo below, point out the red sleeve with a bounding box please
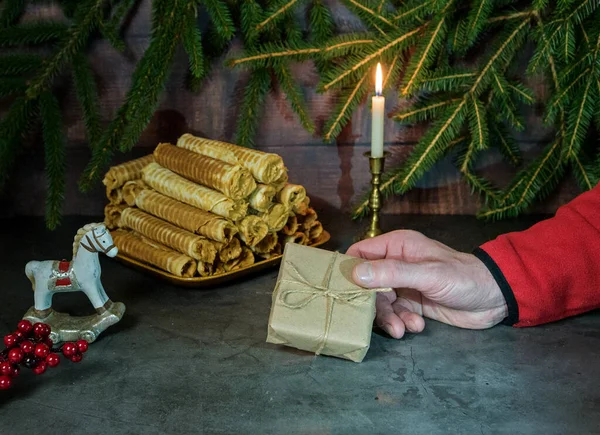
[473,184,600,327]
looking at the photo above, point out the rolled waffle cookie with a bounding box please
[154,143,256,200]
[212,237,242,263]
[248,184,276,212]
[103,155,154,195]
[282,231,309,246]
[104,203,127,229]
[142,163,248,221]
[276,183,306,208]
[215,247,255,274]
[106,185,123,205]
[250,203,289,232]
[307,221,323,240]
[135,190,237,243]
[197,262,214,277]
[120,208,217,263]
[292,196,310,215]
[298,208,318,229]
[250,232,278,255]
[271,171,289,192]
[281,214,299,236]
[112,230,196,277]
[257,242,282,259]
[237,215,269,247]
[122,180,148,206]
[177,134,285,184]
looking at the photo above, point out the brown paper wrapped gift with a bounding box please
[267,243,391,363]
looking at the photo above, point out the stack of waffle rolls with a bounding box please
[103,134,325,278]
[103,155,154,205]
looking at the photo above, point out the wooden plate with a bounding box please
[113,231,331,288]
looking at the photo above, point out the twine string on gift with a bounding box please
[277,252,388,356]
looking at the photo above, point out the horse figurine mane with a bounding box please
[72,222,105,257]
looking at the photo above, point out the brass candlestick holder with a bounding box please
[362,151,389,239]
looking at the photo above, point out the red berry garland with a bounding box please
[0,320,88,390]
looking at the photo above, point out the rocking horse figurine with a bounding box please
[22,223,125,344]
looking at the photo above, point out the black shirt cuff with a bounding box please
[473,247,519,326]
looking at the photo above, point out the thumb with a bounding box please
[353,259,429,290]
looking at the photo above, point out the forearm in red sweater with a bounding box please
[473,184,600,327]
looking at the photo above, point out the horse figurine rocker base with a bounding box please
[23,223,125,344]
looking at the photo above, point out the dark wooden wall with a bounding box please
[0,1,582,219]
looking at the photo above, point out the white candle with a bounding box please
[371,63,385,158]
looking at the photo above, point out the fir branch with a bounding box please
[0,22,68,47]
[274,64,315,133]
[101,0,139,52]
[393,0,432,23]
[0,97,36,190]
[240,0,263,46]
[479,139,564,220]
[323,71,369,141]
[465,0,494,46]
[401,16,446,96]
[72,53,101,150]
[0,53,43,76]
[202,0,234,40]
[309,0,334,44]
[256,0,299,32]
[392,97,461,123]
[40,92,66,230]
[469,17,530,95]
[343,0,398,30]
[571,153,594,190]
[80,0,186,189]
[488,11,534,23]
[321,25,424,91]
[0,77,26,97]
[468,93,488,150]
[182,5,205,80]
[564,75,595,158]
[490,120,521,166]
[0,0,25,29]
[394,98,467,193]
[26,0,107,100]
[234,68,271,148]
[420,69,475,92]
[352,136,467,219]
[228,45,321,68]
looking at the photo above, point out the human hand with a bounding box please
[346,230,507,339]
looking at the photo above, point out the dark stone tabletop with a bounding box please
[1,212,599,435]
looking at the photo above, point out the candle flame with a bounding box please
[375,63,383,96]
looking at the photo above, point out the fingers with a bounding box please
[353,259,431,290]
[375,292,404,338]
[375,292,425,339]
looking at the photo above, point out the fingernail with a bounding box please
[406,321,416,331]
[382,323,395,337]
[355,262,373,284]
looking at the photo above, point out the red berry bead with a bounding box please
[34,343,50,359]
[76,340,89,353]
[11,364,20,378]
[32,361,47,375]
[3,334,18,348]
[44,338,54,348]
[0,361,12,376]
[17,320,33,335]
[13,330,25,341]
[70,353,83,363]
[62,342,77,357]
[8,348,24,364]
[20,340,34,354]
[22,356,38,369]
[0,375,12,390]
[46,353,60,368]
[33,323,51,338]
